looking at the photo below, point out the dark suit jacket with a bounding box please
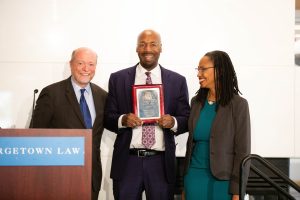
[104,64,190,184]
[183,95,251,194]
[30,77,107,195]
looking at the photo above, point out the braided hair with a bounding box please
[195,50,242,110]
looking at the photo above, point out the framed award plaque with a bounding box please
[132,84,164,123]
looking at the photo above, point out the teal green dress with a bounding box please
[184,100,232,200]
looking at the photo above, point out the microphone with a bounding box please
[30,89,39,128]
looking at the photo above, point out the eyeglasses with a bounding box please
[195,67,214,73]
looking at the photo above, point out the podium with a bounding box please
[0,129,92,200]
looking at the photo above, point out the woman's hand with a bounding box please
[232,194,239,200]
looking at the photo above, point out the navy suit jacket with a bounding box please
[104,64,190,183]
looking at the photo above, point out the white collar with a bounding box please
[136,63,161,78]
[71,76,91,94]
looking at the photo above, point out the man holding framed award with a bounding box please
[104,29,190,200]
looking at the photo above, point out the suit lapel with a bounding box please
[91,83,101,129]
[210,104,225,137]
[65,77,86,127]
[161,66,171,113]
[124,65,137,113]
[191,100,202,132]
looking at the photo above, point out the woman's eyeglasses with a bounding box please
[195,67,214,73]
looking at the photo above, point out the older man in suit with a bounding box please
[30,47,107,200]
[104,30,190,200]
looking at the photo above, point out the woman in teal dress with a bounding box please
[183,50,251,200]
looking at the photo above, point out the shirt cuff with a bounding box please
[171,116,178,132]
[118,114,126,128]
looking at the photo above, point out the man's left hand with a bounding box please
[157,114,174,129]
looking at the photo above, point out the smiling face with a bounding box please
[70,48,97,88]
[136,30,162,71]
[197,55,215,91]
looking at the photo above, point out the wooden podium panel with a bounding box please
[0,129,92,200]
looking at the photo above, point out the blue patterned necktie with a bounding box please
[80,89,92,129]
[142,72,155,148]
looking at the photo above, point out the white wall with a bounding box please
[0,0,297,199]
